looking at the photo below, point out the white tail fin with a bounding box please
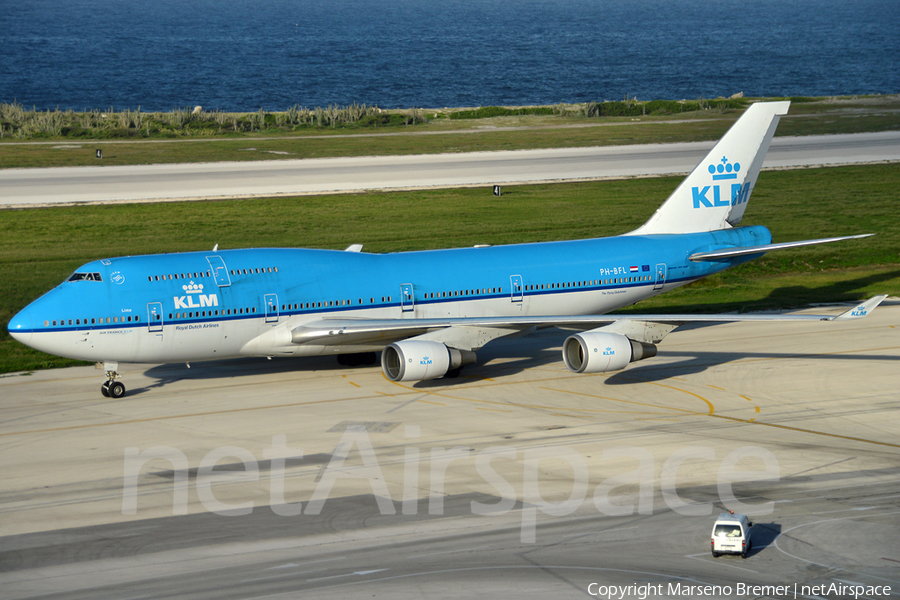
[629,101,790,235]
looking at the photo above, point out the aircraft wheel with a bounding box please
[101,382,111,397]
[108,381,126,399]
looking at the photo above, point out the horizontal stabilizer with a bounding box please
[689,234,874,262]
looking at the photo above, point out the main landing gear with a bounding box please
[100,361,126,398]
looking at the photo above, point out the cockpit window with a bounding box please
[67,272,103,282]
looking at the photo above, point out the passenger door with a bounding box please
[654,263,667,291]
[206,255,232,287]
[264,294,279,323]
[147,302,164,332]
[510,275,523,302]
[400,283,415,314]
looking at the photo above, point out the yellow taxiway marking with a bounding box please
[648,382,715,415]
[710,413,900,449]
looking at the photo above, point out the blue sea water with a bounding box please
[1,0,898,111]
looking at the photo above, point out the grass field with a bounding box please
[2,162,897,374]
[1,96,899,169]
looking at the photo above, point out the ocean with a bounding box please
[1,0,898,112]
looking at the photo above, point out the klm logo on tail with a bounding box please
[692,157,751,209]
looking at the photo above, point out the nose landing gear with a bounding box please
[100,362,126,398]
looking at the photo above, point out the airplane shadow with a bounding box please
[137,272,896,393]
[615,269,900,316]
[140,354,354,392]
[605,348,900,385]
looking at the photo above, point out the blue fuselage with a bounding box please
[8,226,770,363]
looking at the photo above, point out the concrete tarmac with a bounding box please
[2,132,899,206]
[1,301,898,599]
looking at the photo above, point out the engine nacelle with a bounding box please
[381,340,476,382]
[562,331,657,374]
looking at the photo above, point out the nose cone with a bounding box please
[8,307,34,346]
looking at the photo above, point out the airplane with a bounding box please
[7,101,885,398]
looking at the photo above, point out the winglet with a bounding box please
[833,295,888,320]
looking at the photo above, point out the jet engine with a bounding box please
[562,331,657,373]
[381,340,476,382]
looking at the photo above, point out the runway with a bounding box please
[2,132,899,206]
[1,301,898,599]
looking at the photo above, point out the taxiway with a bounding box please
[1,132,899,206]
[1,301,897,599]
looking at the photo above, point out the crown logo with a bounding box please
[182,281,204,294]
[708,156,740,180]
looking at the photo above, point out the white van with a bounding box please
[710,512,753,558]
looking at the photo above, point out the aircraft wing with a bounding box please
[290,295,887,348]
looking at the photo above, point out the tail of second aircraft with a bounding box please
[629,101,790,235]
